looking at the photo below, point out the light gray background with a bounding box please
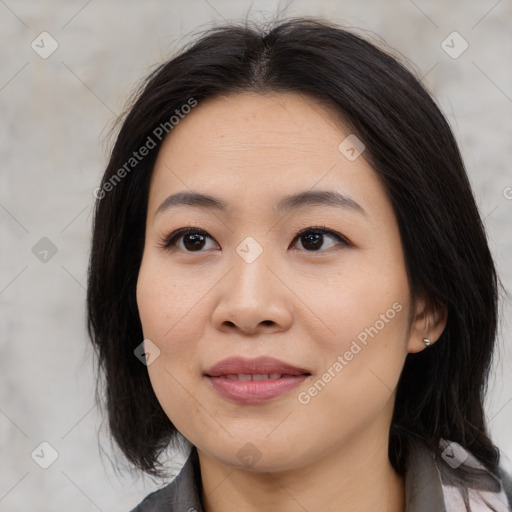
[1,1,511,511]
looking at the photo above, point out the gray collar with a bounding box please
[131,439,512,511]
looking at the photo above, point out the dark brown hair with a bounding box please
[87,17,501,479]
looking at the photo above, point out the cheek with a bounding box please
[295,294,410,451]
[302,250,411,408]
[306,246,410,349]
[136,254,205,348]
[136,255,211,425]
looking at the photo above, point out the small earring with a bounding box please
[423,338,431,347]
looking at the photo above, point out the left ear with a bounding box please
[408,296,448,354]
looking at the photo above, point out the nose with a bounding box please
[211,248,293,335]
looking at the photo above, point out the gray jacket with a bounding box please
[130,439,512,511]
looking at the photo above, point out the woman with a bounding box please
[87,17,512,512]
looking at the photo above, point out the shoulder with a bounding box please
[405,437,512,512]
[129,448,203,512]
[497,464,512,508]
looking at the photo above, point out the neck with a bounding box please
[197,428,405,512]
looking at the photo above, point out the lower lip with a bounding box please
[206,375,309,404]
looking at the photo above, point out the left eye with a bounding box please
[291,227,349,252]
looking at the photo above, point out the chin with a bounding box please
[194,434,313,473]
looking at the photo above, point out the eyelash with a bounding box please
[159,225,351,253]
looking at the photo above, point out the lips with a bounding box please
[220,373,284,381]
[205,356,310,377]
[204,356,311,404]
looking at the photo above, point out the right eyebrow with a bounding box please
[155,192,227,217]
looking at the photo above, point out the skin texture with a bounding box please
[136,92,447,512]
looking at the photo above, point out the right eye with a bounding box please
[160,227,219,252]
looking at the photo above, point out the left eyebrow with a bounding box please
[154,189,367,217]
[275,190,367,216]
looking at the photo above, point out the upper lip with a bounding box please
[205,356,311,377]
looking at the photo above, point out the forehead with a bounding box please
[157,91,347,162]
[148,92,383,216]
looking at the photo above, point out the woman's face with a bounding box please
[136,92,427,472]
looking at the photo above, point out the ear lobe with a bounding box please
[408,297,448,354]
